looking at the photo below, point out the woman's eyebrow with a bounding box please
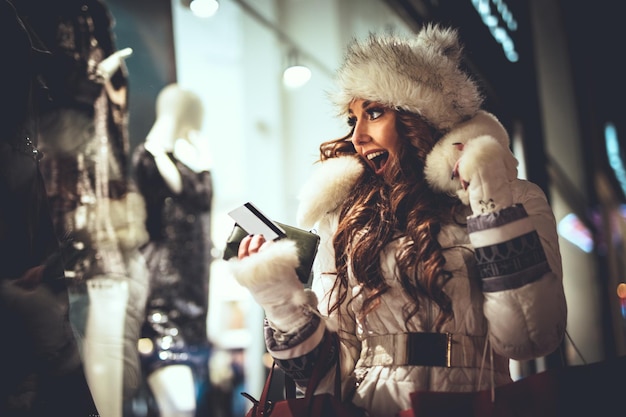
[349,100,374,114]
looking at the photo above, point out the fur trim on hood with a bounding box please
[424,110,518,204]
[295,112,516,225]
[331,24,483,131]
[296,156,364,229]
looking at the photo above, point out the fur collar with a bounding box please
[296,156,364,229]
[296,111,516,227]
[424,110,517,204]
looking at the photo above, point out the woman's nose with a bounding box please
[351,121,370,146]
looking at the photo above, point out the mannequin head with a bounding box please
[147,84,204,149]
[156,84,204,133]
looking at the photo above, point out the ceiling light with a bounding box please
[189,0,219,18]
[283,49,311,89]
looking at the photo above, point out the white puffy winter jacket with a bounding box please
[241,112,567,417]
[304,180,565,416]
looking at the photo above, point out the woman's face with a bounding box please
[348,99,399,176]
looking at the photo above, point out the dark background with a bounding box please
[107,0,176,155]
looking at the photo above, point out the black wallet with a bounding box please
[223,221,320,286]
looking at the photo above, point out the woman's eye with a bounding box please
[347,116,357,127]
[366,108,384,120]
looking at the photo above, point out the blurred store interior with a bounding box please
[17,0,626,416]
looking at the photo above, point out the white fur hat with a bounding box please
[332,24,483,132]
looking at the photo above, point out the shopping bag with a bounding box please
[407,355,626,417]
[242,332,365,417]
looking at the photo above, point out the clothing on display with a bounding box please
[14,1,150,417]
[133,146,214,362]
[0,1,98,415]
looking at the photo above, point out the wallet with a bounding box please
[223,221,320,286]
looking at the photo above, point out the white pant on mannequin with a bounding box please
[148,364,196,417]
[84,276,129,417]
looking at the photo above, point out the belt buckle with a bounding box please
[445,332,452,367]
[407,332,452,367]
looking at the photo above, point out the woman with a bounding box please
[230,24,567,417]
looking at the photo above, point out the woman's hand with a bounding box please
[237,234,271,259]
[229,237,310,332]
[424,111,518,212]
[454,136,516,215]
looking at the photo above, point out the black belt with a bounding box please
[360,332,508,371]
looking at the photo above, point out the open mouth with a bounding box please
[366,150,389,175]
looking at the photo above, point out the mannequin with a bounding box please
[132,84,214,417]
[17,1,150,417]
[0,1,98,415]
[80,47,144,417]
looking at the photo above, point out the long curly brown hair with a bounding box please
[319,109,463,331]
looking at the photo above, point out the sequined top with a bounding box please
[132,144,214,351]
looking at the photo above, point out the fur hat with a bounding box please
[332,24,483,132]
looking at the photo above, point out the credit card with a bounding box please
[228,202,287,241]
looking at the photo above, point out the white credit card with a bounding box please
[228,202,286,241]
